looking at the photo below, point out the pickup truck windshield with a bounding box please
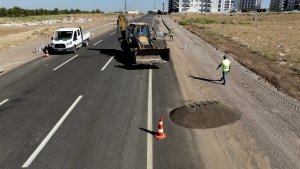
[54,31,73,40]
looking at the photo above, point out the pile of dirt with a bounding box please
[169,101,242,129]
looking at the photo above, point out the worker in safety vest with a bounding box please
[169,28,174,41]
[216,55,230,85]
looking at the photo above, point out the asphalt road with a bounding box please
[0,14,203,168]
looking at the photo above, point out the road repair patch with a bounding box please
[169,101,242,129]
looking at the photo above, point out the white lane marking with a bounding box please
[93,40,103,46]
[147,67,153,169]
[101,55,114,71]
[88,23,111,32]
[22,95,83,168]
[0,99,9,106]
[53,54,79,71]
[109,31,116,36]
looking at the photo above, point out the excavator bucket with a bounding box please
[133,48,170,64]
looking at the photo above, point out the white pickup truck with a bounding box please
[50,27,90,53]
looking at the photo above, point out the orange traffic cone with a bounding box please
[45,49,50,58]
[153,32,157,40]
[154,117,166,140]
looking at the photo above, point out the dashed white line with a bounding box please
[101,55,115,71]
[22,95,83,168]
[0,99,9,106]
[93,40,103,46]
[53,54,79,71]
[109,31,116,36]
[147,67,153,169]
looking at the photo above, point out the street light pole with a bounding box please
[125,0,127,13]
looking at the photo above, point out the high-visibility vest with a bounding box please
[169,29,174,36]
[222,59,230,72]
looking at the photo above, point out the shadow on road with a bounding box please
[88,48,130,64]
[190,75,222,85]
[89,48,161,70]
[139,127,155,135]
[115,65,159,70]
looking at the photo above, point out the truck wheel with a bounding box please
[85,42,89,47]
[73,46,76,53]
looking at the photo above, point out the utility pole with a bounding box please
[154,2,156,10]
[162,3,164,18]
[125,0,127,13]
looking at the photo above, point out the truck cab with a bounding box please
[51,27,90,53]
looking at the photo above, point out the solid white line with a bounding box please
[101,55,114,71]
[22,95,83,168]
[147,67,153,169]
[53,54,79,71]
[0,99,9,106]
[93,40,103,46]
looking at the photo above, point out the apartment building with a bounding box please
[168,0,235,13]
[239,0,262,10]
[168,0,266,13]
[270,0,300,11]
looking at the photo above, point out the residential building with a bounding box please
[270,0,300,11]
[127,9,139,14]
[168,0,237,13]
[296,0,300,10]
[239,0,262,10]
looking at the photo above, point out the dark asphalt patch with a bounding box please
[169,101,242,129]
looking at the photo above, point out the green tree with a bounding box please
[0,7,8,17]
[38,8,44,15]
[53,8,59,15]
[75,9,81,13]
[12,6,22,17]
[7,8,13,17]
[60,9,70,14]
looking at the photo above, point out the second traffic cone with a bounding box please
[154,117,166,140]
[153,32,157,40]
[45,49,50,58]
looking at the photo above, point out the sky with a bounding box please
[1,0,270,13]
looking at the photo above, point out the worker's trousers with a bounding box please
[221,71,227,84]
[170,35,173,41]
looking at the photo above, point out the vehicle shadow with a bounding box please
[190,75,222,84]
[89,48,160,70]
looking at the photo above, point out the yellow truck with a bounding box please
[117,14,170,64]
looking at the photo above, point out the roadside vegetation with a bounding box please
[0,6,105,18]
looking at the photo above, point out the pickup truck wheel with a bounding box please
[73,46,76,53]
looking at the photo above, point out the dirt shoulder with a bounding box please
[185,24,300,102]
[158,15,300,169]
[170,13,300,102]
